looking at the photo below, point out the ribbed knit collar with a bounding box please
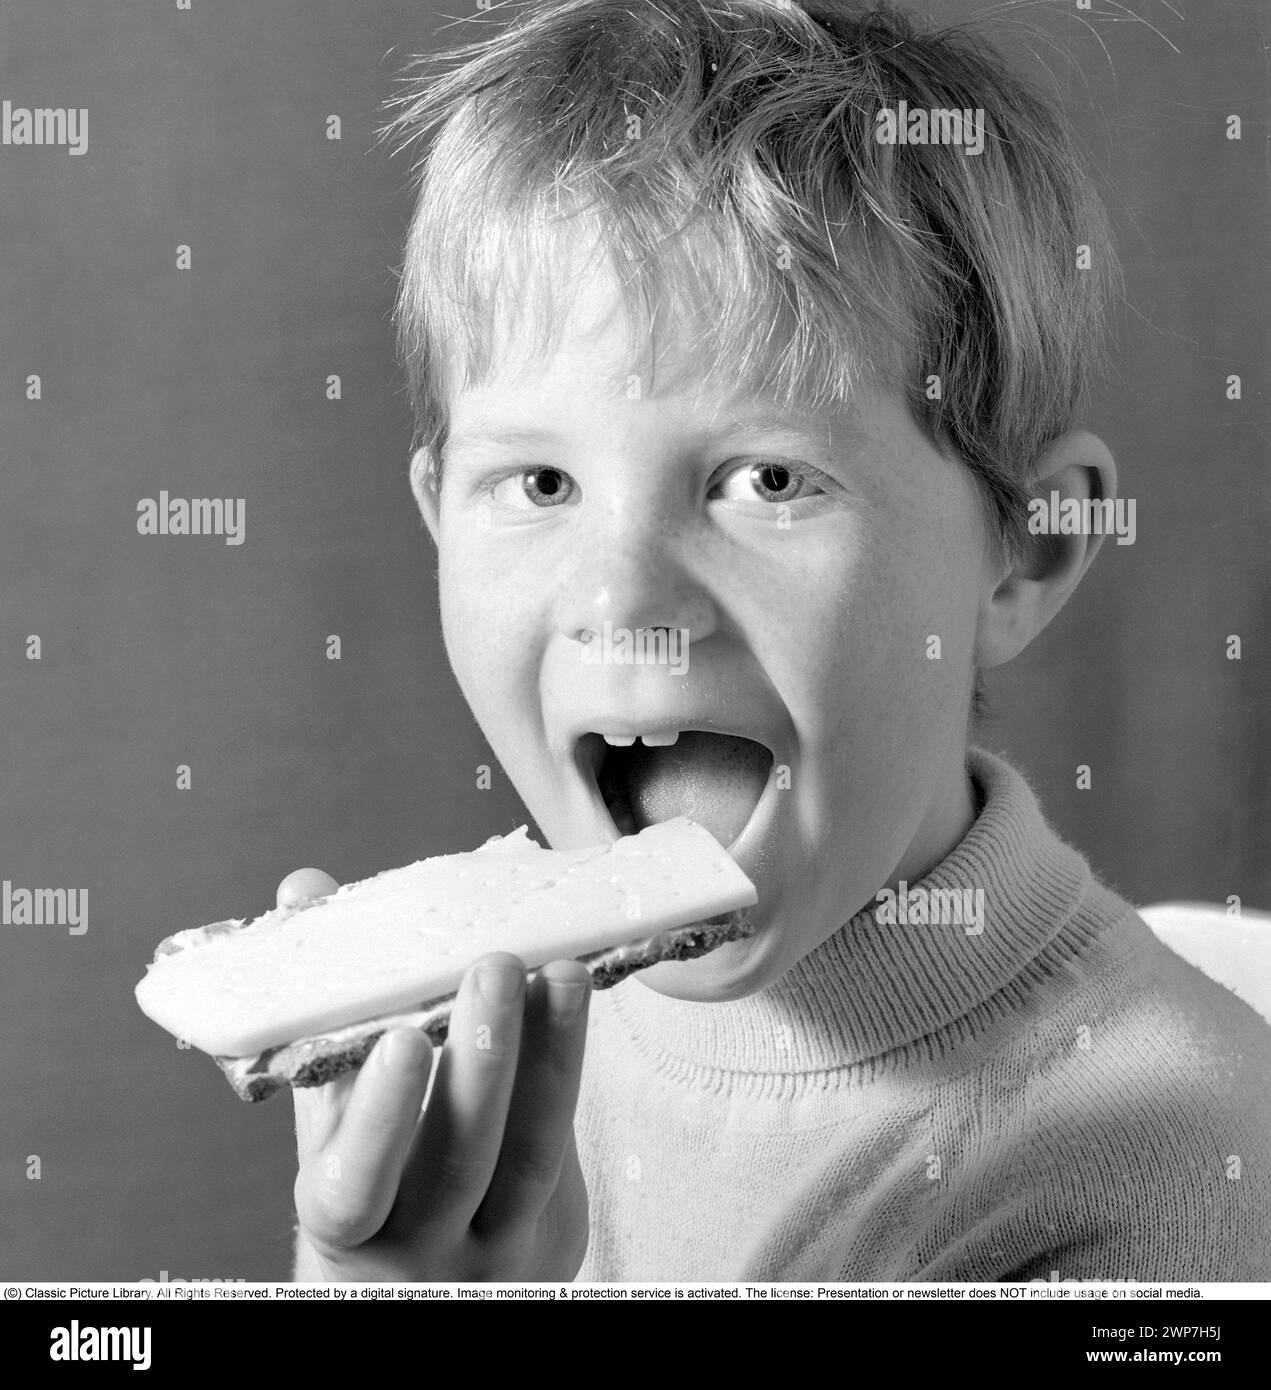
[604,747,1102,1073]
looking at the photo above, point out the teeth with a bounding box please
[602,734,637,747]
[599,731,682,748]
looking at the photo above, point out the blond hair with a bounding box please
[382,0,1119,559]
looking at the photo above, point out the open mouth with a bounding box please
[578,730,775,850]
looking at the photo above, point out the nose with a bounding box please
[556,507,719,651]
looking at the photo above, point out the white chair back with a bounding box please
[1140,902,1271,1024]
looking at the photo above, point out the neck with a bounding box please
[890,736,980,892]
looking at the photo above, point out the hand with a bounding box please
[277,868,592,1282]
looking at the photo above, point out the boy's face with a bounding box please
[417,256,990,1002]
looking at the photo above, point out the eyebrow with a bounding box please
[442,425,562,460]
[441,411,843,461]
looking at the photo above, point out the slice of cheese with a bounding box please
[135,817,757,1057]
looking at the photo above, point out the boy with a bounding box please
[285,0,1271,1281]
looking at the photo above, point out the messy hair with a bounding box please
[381,0,1119,562]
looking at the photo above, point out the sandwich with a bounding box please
[135,816,757,1102]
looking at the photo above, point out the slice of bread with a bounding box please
[216,908,753,1102]
[136,817,758,1101]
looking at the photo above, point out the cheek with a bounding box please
[436,533,537,720]
[807,513,982,754]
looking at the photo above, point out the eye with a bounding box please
[709,459,830,505]
[488,467,575,509]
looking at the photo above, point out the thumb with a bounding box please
[277,867,340,912]
[275,866,345,1151]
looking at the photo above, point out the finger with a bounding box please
[293,1068,358,1158]
[392,953,527,1236]
[474,958,591,1234]
[275,867,345,1155]
[277,867,340,912]
[295,1027,434,1251]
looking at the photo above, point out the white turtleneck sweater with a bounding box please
[574,748,1271,1281]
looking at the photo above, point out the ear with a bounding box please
[409,447,441,546]
[974,431,1118,669]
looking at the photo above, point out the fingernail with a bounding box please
[548,979,590,1021]
[379,1028,425,1072]
[476,964,523,1006]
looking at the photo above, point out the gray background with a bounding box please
[1,0,1267,1279]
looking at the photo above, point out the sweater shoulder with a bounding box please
[930,908,1271,1280]
[1001,903,1271,1119]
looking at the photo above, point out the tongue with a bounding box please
[623,731,772,848]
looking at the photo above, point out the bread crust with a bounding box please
[214,909,753,1102]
